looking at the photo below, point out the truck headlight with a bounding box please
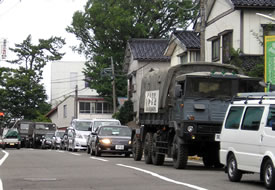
[187,125,194,133]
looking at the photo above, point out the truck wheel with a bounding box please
[144,133,153,164]
[227,154,242,182]
[172,136,188,169]
[132,135,143,161]
[2,145,5,149]
[263,159,275,189]
[152,133,165,165]
[17,144,21,149]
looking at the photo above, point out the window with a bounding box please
[180,52,188,64]
[241,107,264,131]
[212,38,220,61]
[190,51,200,62]
[225,106,244,129]
[222,32,232,64]
[79,102,91,113]
[63,105,67,118]
[267,106,275,127]
[79,102,113,114]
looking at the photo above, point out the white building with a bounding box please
[51,61,98,106]
[48,61,113,129]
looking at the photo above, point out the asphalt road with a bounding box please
[0,148,266,190]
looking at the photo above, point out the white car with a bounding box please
[67,119,93,152]
[220,92,275,189]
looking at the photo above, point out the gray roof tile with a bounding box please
[129,39,170,62]
[173,30,200,49]
[231,0,275,8]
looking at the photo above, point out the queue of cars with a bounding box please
[41,118,132,158]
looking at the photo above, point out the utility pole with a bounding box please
[111,57,117,113]
[74,85,78,119]
[200,0,206,61]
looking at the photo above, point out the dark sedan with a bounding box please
[89,125,132,157]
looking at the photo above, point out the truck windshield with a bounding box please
[185,77,233,98]
[75,121,91,131]
[20,124,29,130]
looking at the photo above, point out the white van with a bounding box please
[67,119,93,152]
[219,92,275,189]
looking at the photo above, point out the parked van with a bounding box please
[219,92,275,189]
[67,119,93,152]
[86,118,121,154]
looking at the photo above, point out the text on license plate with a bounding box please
[10,143,15,145]
[115,145,124,150]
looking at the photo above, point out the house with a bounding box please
[202,0,275,70]
[164,30,200,66]
[124,39,170,121]
[46,95,114,129]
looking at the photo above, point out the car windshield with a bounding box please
[75,121,91,131]
[45,134,54,138]
[94,121,120,131]
[56,132,64,137]
[99,127,131,137]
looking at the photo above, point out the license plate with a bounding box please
[10,143,15,146]
[115,145,124,150]
[215,134,220,141]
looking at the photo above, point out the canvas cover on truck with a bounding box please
[139,62,242,110]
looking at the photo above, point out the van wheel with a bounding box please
[172,136,188,169]
[227,154,242,182]
[263,159,275,189]
[132,135,143,161]
[144,133,153,164]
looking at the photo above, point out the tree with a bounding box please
[0,35,65,122]
[67,0,198,103]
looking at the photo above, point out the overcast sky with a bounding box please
[0,0,87,100]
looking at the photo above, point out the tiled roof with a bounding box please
[129,39,170,62]
[173,30,200,49]
[231,0,275,8]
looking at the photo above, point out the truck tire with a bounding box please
[132,135,143,161]
[144,133,153,164]
[203,151,214,167]
[152,133,165,165]
[172,136,188,169]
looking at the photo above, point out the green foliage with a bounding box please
[67,0,198,103]
[113,100,134,125]
[246,62,264,78]
[0,35,65,123]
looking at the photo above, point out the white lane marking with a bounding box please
[90,157,109,162]
[71,153,81,156]
[0,150,9,166]
[117,164,208,190]
[57,150,64,153]
[0,178,3,190]
[0,150,9,190]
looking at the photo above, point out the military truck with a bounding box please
[131,62,263,169]
[16,121,34,148]
[31,122,56,148]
